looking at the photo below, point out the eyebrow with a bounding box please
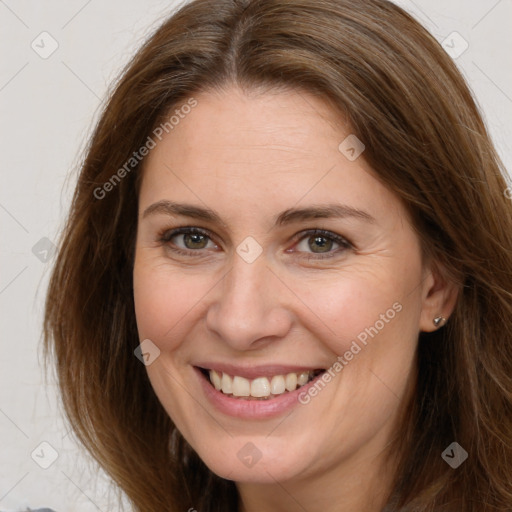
[142,200,375,226]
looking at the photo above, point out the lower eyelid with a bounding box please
[159,228,352,257]
[291,245,350,260]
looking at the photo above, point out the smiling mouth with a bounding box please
[198,368,325,400]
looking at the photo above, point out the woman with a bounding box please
[43,0,512,510]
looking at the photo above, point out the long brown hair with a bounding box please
[43,0,512,510]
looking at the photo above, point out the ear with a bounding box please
[418,259,460,333]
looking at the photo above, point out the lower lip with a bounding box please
[194,367,324,419]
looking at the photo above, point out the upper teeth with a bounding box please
[208,370,313,398]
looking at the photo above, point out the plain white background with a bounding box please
[1,0,511,510]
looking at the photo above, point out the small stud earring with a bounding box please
[433,316,447,328]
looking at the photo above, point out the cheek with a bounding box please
[133,258,210,350]
[288,265,409,353]
[307,265,422,415]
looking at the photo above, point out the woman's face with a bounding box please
[133,86,446,489]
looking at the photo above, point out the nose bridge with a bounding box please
[206,253,291,349]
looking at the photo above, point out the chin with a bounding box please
[188,432,315,484]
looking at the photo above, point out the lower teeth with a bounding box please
[223,394,280,400]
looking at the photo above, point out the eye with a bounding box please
[159,227,218,254]
[158,226,352,260]
[291,229,352,259]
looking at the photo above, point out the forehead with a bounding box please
[160,86,347,164]
[139,86,403,225]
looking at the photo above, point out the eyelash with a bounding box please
[158,226,353,260]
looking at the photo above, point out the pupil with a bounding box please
[309,236,332,253]
[184,233,207,249]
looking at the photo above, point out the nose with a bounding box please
[205,252,293,351]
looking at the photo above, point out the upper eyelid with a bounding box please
[160,226,352,250]
[160,226,216,242]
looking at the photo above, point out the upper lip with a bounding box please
[194,362,324,380]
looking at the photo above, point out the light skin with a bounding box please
[133,85,458,512]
